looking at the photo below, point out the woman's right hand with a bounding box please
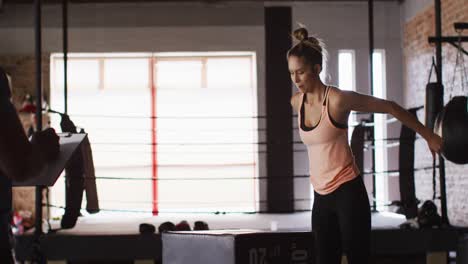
[425,132,443,158]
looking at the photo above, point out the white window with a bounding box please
[338,50,356,92]
[319,58,328,83]
[154,53,257,213]
[338,50,356,140]
[372,50,387,211]
[53,58,100,91]
[206,57,253,89]
[103,58,149,90]
[156,59,203,89]
[49,52,258,216]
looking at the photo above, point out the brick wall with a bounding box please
[0,55,50,104]
[0,54,51,223]
[403,0,468,225]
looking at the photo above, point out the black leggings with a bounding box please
[312,176,371,264]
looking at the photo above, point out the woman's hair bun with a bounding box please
[288,26,326,68]
[306,37,320,47]
[293,27,308,42]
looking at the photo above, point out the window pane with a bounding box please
[155,55,256,212]
[156,60,202,89]
[338,50,356,141]
[373,52,384,99]
[372,50,387,211]
[338,51,355,91]
[54,59,100,91]
[206,57,252,89]
[104,58,149,90]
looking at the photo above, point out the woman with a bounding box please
[288,27,442,264]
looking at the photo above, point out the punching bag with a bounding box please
[425,82,443,129]
[434,96,468,164]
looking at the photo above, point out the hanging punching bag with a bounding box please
[434,96,468,164]
[425,82,443,129]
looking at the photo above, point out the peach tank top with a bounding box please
[298,86,360,195]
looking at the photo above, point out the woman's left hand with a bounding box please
[425,132,443,158]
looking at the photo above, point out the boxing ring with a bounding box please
[14,212,468,263]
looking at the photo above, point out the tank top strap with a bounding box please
[322,86,330,106]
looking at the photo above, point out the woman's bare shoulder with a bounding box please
[290,92,302,112]
[328,86,348,105]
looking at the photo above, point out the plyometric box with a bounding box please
[162,229,314,264]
